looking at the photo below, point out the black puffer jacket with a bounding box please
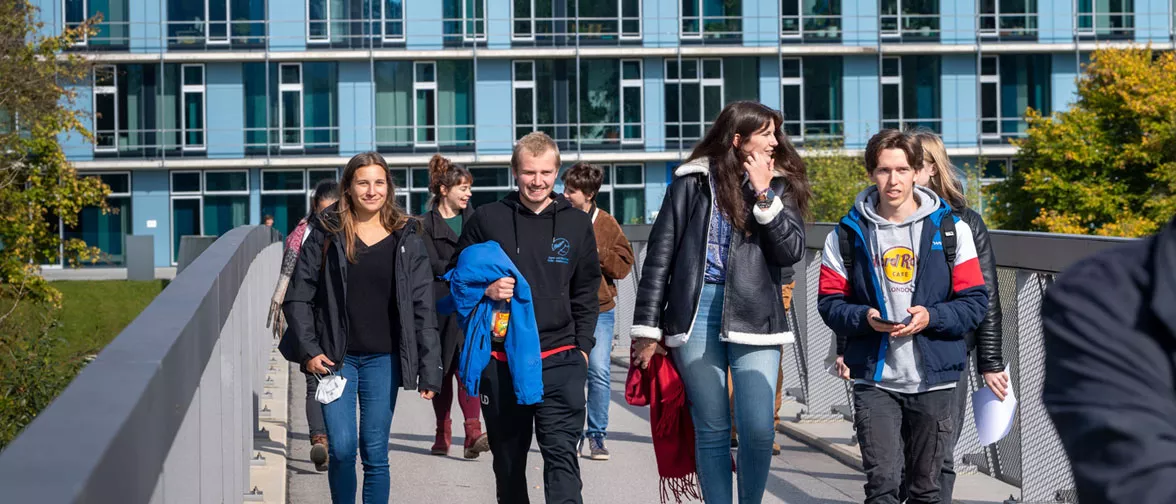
[630,158,806,347]
[957,207,1004,374]
[282,207,443,393]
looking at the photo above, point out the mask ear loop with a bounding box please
[314,368,335,382]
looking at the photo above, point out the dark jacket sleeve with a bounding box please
[816,231,874,343]
[924,223,989,339]
[407,233,443,393]
[963,209,1005,374]
[754,178,806,267]
[570,222,602,353]
[448,209,485,272]
[1041,248,1176,503]
[282,225,326,364]
[631,178,685,340]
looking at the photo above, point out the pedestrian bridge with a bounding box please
[0,224,1129,503]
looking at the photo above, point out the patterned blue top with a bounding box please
[704,183,732,284]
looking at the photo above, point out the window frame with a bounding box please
[1076,0,1135,36]
[93,64,119,153]
[512,60,538,139]
[206,0,231,45]
[279,63,304,150]
[169,169,251,265]
[46,171,134,268]
[619,59,644,144]
[459,0,489,42]
[512,0,536,40]
[593,163,646,224]
[261,168,337,221]
[780,57,804,141]
[681,0,703,39]
[306,0,331,43]
[979,55,1001,142]
[64,0,89,46]
[663,58,724,145]
[880,56,904,129]
[383,0,406,42]
[414,61,439,148]
[181,64,207,152]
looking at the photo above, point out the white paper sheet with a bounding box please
[972,374,1017,446]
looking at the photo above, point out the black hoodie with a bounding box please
[452,191,601,354]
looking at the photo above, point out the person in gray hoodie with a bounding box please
[818,129,989,504]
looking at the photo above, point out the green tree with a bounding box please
[987,47,1176,237]
[804,139,870,223]
[0,1,110,449]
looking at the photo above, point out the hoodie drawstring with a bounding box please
[511,196,561,257]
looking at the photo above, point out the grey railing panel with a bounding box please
[0,225,280,503]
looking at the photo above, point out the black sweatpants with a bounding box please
[853,384,955,504]
[480,349,587,504]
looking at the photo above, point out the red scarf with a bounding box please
[625,353,702,503]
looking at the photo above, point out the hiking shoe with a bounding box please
[585,438,610,461]
[464,433,490,459]
[773,442,781,456]
[310,434,329,472]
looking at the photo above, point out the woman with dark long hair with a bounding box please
[268,179,340,472]
[420,153,490,459]
[630,101,810,503]
[283,152,442,504]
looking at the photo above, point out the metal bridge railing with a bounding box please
[0,225,282,503]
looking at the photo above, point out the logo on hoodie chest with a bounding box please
[881,246,916,284]
[547,237,571,265]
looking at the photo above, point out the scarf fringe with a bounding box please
[659,473,702,504]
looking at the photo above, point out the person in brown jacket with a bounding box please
[562,162,635,461]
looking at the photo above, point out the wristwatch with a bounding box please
[756,188,776,210]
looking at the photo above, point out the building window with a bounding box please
[880,0,940,40]
[597,164,647,225]
[383,0,405,41]
[375,61,475,151]
[664,58,759,147]
[93,65,118,152]
[61,172,132,266]
[681,0,742,39]
[1077,0,1134,37]
[444,0,487,43]
[511,59,644,149]
[512,0,641,41]
[390,165,513,214]
[167,0,265,47]
[780,57,843,144]
[64,0,130,47]
[880,55,941,133]
[279,63,303,148]
[414,62,438,147]
[170,170,250,263]
[181,64,206,151]
[307,0,401,45]
[782,0,842,40]
[980,55,1051,144]
[260,168,339,237]
[979,0,1038,39]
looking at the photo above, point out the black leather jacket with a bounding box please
[631,158,806,346]
[957,207,1005,374]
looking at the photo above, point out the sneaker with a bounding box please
[310,434,329,472]
[585,437,610,461]
[772,442,781,456]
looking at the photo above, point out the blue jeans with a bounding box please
[672,284,781,504]
[585,308,616,440]
[321,352,401,504]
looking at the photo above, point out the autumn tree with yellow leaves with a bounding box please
[988,47,1176,237]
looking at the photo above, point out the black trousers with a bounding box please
[304,372,327,438]
[853,384,955,504]
[939,363,971,503]
[480,349,587,504]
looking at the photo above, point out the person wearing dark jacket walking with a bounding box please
[268,179,340,472]
[630,101,810,504]
[819,129,989,504]
[451,131,602,504]
[1042,215,1176,504]
[283,152,442,504]
[561,162,635,462]
[420,154,490,460]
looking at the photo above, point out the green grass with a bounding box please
[45,280,166,358]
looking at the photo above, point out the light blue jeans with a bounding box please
[321,352,401,504]
[585,308,616,440]
[672,283,781,504]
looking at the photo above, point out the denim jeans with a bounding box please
[585,308,615,440]
[853,384,954,504]
[671,283,781,504]
[321,352,401,504]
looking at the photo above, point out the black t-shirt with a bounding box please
[345,234,400,354]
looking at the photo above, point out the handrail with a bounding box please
[0,225,281,502]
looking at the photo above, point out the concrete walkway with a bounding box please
[288,362,874,503]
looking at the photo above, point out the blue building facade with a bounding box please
[31,0,1176,266]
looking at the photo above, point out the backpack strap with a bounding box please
[836,222,854,274]
[940,215,957,290]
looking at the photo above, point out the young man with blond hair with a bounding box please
[454,131,602,503]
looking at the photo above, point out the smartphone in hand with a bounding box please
[871,316,903,326]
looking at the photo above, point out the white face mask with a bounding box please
[314,370,347,404]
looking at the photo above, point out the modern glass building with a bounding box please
[30,0,1176,267]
